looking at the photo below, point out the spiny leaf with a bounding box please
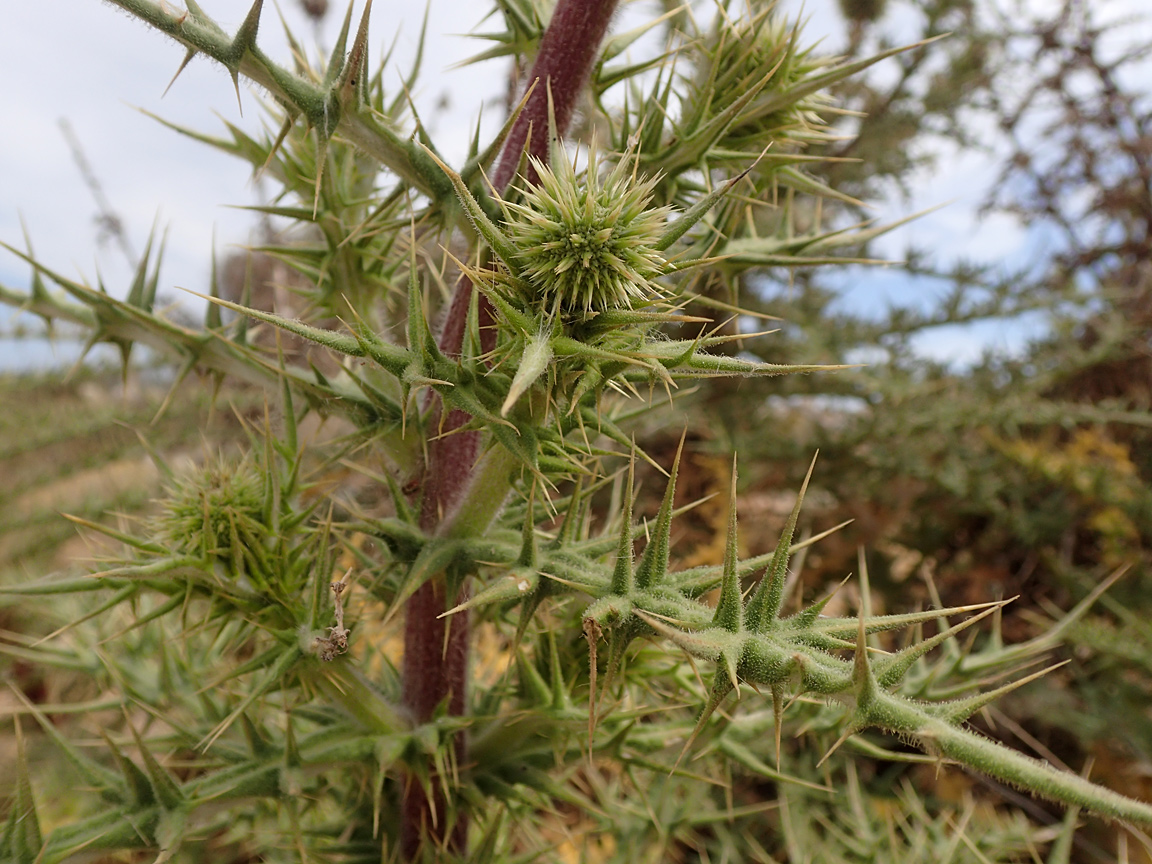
[441,568,539,618]
[635,431,684,590]
[8,718,43,861]
[654,149,764,252]
[461,78,539,186]
[323,0,356,88]
[200,648,302,751]
[101,728,155,807]
[711,457,743,634]
[746,453,817,632]
[717,737,833,793]
[927,661,1070,725]
[7,686,125,802]
[125,714,186,811]
[609,454,637,597]
[874,601,1008,688]
[418,142,520,269]
[517,483,538,569]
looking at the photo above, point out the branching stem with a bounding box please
[400,0,620,857]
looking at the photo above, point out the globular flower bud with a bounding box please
[681,9,834,175]
[154,455,265,562]
[503,147,671,318]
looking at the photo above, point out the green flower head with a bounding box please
[503,146,672,317]
[155,454,265,560]
[683,9,833,167]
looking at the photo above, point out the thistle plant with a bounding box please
[2,0,1151,861]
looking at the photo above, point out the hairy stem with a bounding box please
[399,0,621,857]
[491,0,620,190]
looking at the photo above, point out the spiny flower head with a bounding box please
[503,146,672,317]
[427,137,816,422]
[155,453,265,560]
[688,9,833,157]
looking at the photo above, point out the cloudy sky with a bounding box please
[0,0,1145,369]
[0,0,501,367]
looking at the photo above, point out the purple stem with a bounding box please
[400,0,620,858]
